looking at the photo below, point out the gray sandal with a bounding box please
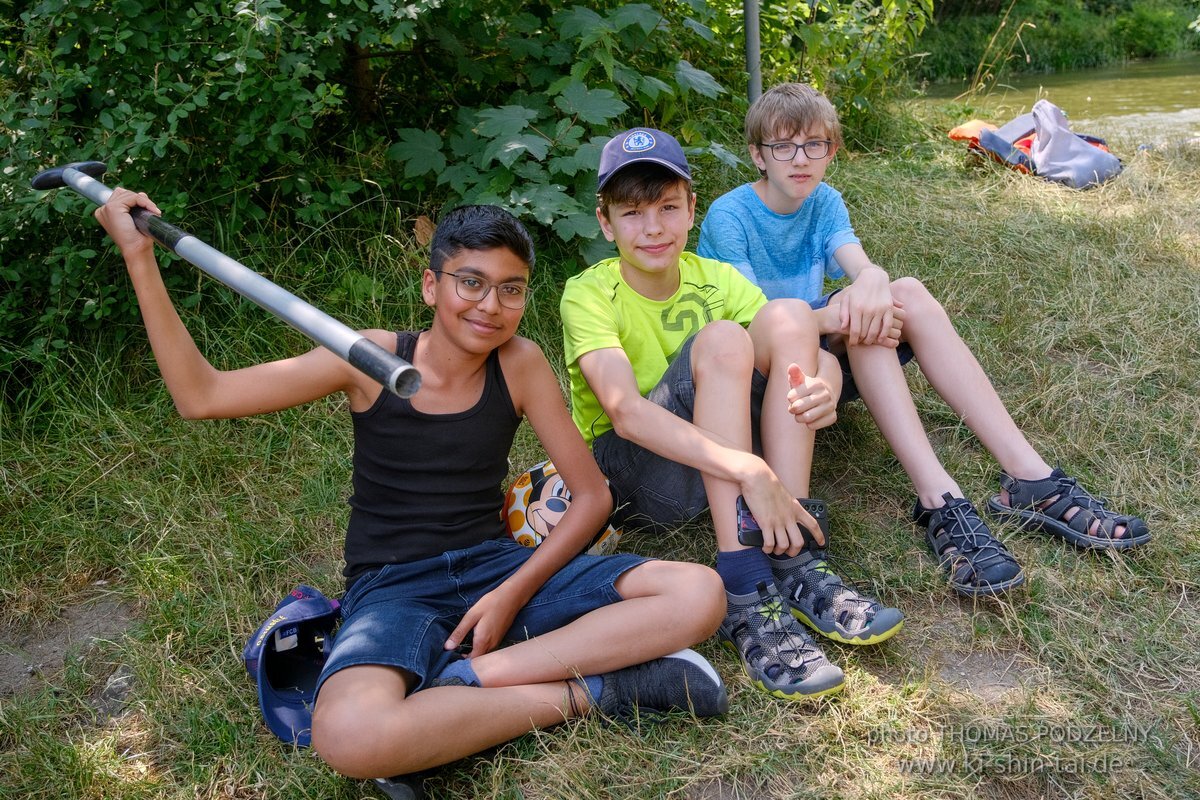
[986,469,1150,550]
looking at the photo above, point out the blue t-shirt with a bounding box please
[697,182,860,302]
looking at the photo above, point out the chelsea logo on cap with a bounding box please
[623,130,657,153]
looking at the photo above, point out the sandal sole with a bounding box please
[947,569,1026,598]
[790,608,905,646]
[986,496,1151,550]
[719,640,846,700]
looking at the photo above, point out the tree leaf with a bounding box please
[474,105,539,138]
[704,141,746,169]
[387,128,446,177]
[638,75,674,103]
[483,133,550,167]
[611,4,660,35]
[553,82,627,125]
[552,209,600,241]
[683,17,715,42]
[437,163,483,194]
[556,7,607,39]
[674,60,725,98]
[508,183,580,225]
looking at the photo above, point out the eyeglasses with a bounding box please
[436,270,530,309]
[758,140,833,161]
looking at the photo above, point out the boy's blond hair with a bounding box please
[744,83,843,150]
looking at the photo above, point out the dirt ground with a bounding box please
[0,593,136,698]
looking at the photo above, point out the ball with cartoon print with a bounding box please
[504,460,622,555]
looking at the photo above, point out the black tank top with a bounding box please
[343,331,520,585]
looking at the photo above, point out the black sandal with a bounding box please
[913,493,1025,597]
[986,469,1150,550]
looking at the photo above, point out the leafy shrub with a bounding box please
[1113,3,1194,57]
[1,1,741,371]
[1,0,935,378]
[746,0,935,147]
[915,0,1199,83]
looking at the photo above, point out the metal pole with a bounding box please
[31,162,421,398]
[745,0,762,103]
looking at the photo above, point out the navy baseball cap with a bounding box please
[597,128,692,192]
[242,585,340,747]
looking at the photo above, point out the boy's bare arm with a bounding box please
[95,188,371,418]
[577,347,789,492]
[579,347,818,548]
[444,339,613,658]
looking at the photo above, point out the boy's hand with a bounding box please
[786,363,836,430]
[444,584,523,658]
[94,187,161,257]
[740,465,826,554]
[880,299,905,348]
[839,266,894,346]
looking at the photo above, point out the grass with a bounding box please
[2,128,1199,799]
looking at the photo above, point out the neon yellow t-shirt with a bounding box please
[561,252,768,446]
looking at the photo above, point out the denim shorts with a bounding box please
[811,289,915,404]
[316,537,648,694]
[592,335,768,531]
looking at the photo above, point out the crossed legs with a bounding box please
[311,559,723,778]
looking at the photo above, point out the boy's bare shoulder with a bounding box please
[497,336,556,417]
[498,334,546,364]
[359,328,398,348]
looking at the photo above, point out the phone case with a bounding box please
[736,496,828,547]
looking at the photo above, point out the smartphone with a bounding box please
[736,495,829,548]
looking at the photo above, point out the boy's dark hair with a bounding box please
[430,205,535,273]
[597,163,691,219]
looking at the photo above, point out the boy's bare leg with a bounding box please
[748,299,822,498]
[743,300,904,648]
[847,277,1051,508]
[845,342,961,508]
[686,320,759,550]
[470,560,724,686]
[315,666,575,778]
[314,561,725,778]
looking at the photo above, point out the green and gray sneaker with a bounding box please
[772,549,904,646]
[719,581,845,700]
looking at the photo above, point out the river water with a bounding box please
[921,53,1200,145]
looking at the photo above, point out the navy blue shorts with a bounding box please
[316,538,648,694]
[810,289,915,404]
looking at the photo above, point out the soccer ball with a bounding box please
[504,460,622,555]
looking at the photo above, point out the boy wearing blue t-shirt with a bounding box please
[562,128,906,702]
[698,83,1149,597]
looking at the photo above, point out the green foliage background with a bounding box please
[916,0,1200,82]
[1,0,933,381]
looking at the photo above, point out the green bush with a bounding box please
[1113,3,1194,56]
[914,0,1199,83]
[747,0,935,148]
[1,0,935,379]
[1,1,734,372]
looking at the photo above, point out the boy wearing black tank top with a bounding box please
[96,192,728,795]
